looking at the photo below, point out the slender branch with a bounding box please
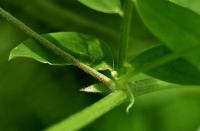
[0,7,114,88]
[6,0,118,39]
[5,0,151,55]
[45,91,127,131]
[118,0,133,75]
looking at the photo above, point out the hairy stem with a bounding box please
[0,7,114,88]
[118,0,133,75]
[45,91,127,131]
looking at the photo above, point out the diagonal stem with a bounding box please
[45,91,127,131]
[0,7,114,89]
[45,77,198,131]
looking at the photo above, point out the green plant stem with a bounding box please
[45,91,127,131]
[0,7,114,88]
[6,0,118,39]
[45,78,198,131]
[118,0,133,75]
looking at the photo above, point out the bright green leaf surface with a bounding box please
[80,83,111,94]
[136,0,200,84]
[169,0,200,15]
[131,45,200,85]
[78,0,122,15]
[10,32,112,70]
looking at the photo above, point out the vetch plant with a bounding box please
[1,0,200,130]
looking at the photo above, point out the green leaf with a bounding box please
[128,73,172,96]
[169,0,200,15]
[129,73,200,97]
[78,0,122,15]
[9,32,112,70]
[135,0,200,84]
[80,83,111,94]
[131,44,200,85]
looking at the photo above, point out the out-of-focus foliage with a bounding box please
[78,0,122,14]
[136,0,200,70]
[131,44,200,85]
[170,0,200,15]
[0,0,200,131]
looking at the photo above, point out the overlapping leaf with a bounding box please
[128,73,200,96]
[131,44,200,85]
[78,0,122,15]
[169,0,200,15]
[134,0,200,85]
[10,32,113,70]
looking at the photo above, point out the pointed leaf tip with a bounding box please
[80,83,111,94]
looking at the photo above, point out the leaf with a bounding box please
[78,0,122,15]
[131,44,200,85]
[129,73,200,97]
[135,0,200,84]
[128,73,172,96]
[80,83,111,94]
[169,0,200,15]
[9,32,112,70]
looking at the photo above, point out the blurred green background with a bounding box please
[0,0,200,131]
